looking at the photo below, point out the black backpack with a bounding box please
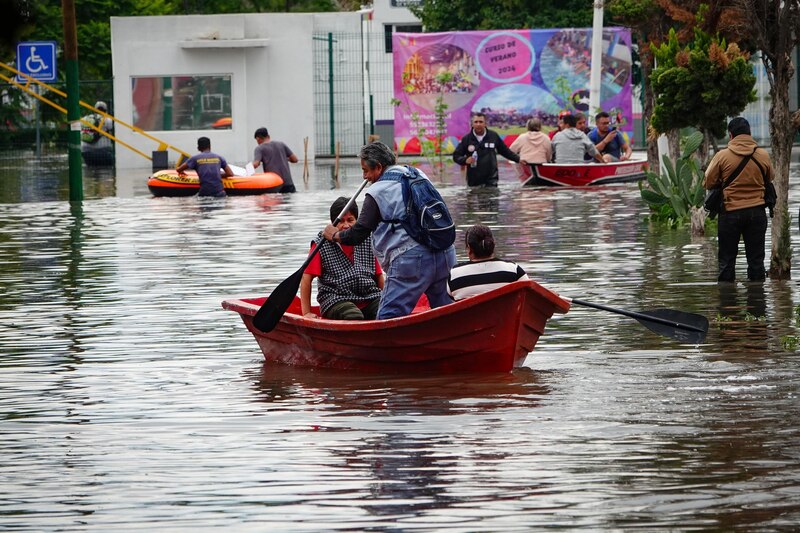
[382,166,456,251]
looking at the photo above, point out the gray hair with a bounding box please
[359,141,396,170]
[526,117,542,132]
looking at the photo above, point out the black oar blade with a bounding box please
[635,309,709,344]
[252,268,305,333]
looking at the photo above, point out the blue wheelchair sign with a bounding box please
[17,41,57,82]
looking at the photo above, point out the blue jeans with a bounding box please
[377,245,457,319]
[717,206,767,282]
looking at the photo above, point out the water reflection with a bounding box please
[252,364,550,414]
[251,365,549,519]
[1,157,800,530]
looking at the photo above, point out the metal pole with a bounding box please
[588,0,604,125]
[34,85,41,158]
[328,32,335,156]
[62,0,82,202]
[369,94,374,136]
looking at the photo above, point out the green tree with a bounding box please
[0,0,33,58]
[410,0,593,32]
[6,0,354,81]
[608,0,754,169]
[607,0,672,172]
[0,0,357,127]
[649,26,756,148]
[732,0,800,280]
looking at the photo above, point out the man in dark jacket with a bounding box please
[704,117,775,282]
[453,113,523,187]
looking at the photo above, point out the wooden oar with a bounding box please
[567,298,709,344]
[253,180,370,333]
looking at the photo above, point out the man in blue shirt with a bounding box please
[588,111,632,162]
[176,137,233,197]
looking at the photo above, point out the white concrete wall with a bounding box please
[364,0,422,128]
[371,0,421,28]
[111,12,360,169]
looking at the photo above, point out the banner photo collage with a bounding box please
[392,28,633,155]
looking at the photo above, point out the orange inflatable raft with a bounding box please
[147,169,283,197]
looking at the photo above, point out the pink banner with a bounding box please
[392,28,633,154]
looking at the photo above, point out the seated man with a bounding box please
[588,111,633,162]
[551,114,604,164]
[301,197,384,320]
[448,225,529,301]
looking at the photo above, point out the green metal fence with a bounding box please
[313,32,395,157]
[0,80,113,158]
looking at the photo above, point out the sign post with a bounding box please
[16,41,58,82]
[17,41,58,159]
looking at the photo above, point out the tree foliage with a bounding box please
[1,0,355,80]
[649,25,756,139]
[0,0,33,58]
[410,0,593,32]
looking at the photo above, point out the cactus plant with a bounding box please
[639,130,706,226]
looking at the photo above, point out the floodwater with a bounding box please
[2,154,800,531]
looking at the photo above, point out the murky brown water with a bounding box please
[1,156,800,530]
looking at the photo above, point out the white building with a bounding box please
[110,1,422,169]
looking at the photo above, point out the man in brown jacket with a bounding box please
[704,117,774,282]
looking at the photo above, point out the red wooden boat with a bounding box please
[222,280,570,373]
[520,158,648,187]
[148,169,283,197]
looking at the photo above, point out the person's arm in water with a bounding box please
[176,159,190,176]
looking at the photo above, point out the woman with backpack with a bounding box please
[321,141,457,319]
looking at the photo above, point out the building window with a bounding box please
[384,24,423,54]
[131,75,232,131]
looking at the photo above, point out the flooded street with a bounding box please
[2,156,800,530]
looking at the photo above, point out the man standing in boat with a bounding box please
[176,136,233,198]
[251,127,299,193]
[453,113,523,187]
[322,142,456,319]
[588,111,632,162]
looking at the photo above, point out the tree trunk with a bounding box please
[642,57,660,175]
[666,129,681,161]
[696,128,712,167]
[767,64,794,279]
[738,0,799,278]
